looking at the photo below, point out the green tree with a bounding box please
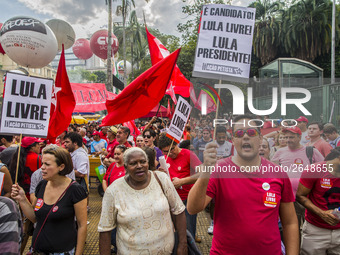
[93,71,107,83]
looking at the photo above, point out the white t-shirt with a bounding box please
[300,130,310,146]
[216,141,233,158]
[98,171,185,254]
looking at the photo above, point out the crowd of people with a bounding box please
[0,113,340,255]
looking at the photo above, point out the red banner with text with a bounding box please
[71,83,116,112]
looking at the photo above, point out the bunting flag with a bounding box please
[166,83,177,105]
[146,26,190,97]
[101,49,180,126]
[47,45,76,143]
[195,90,217,114]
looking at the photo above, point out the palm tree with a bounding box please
[281,0,339,62]
[113,0,149,87]
[250,0,286,65]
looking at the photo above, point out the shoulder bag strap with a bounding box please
[107,163,116,186]
[32,180,76,250]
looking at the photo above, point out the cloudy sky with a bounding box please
[2,0,254,39]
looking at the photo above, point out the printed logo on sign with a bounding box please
[35,198,44,211]
[321,178,332,189]
[52,206,59,213]
[263,192,277,208]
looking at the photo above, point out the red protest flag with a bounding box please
[101,49,180,126]
[122,120,141,138]
[146,27,190,98]
[47,45,76,142]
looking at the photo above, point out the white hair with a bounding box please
[123,147,148,167]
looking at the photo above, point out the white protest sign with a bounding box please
[0,72,53,137]
[193,4,255,83]
[167,96,192,143]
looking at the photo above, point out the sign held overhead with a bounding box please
[193,4,255,83]
[0,72,53,137]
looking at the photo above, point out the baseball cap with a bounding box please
[92,131,100,136]
[108,126,118,135]
[21,137,43,148]
[296,116,308,123]
[282,126,302,135]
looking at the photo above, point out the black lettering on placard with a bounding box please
[172,114,185,131]
[11,80,47,99]
[202,21,223,31]
[177,101,189,118]
[225,23,252,35]
[209,8,254,20]
[6,102,48,120]
[197,48,250,64]
[37,84,47,99]
[212,36,237,50]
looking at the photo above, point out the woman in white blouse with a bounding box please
[98,147,188,254]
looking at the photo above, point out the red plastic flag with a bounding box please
[101,49,180,126]
[166,83,177,105]
[195,90,217,114]
[47,45,76,143]
[166,99,171,117]
[146,27,190,97]
[122,120,141,138]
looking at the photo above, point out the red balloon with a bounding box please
[0,23,6,55]
[90,30,119,59]
[72,38,93,60]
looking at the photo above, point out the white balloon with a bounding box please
[46,19,75,51]
[117,60,132,75]
[0,16,58,68]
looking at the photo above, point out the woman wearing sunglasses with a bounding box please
[142,129,163,168]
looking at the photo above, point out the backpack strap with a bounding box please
[306,146,314,164]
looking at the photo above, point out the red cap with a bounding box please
[296,116,308,123]
[21,137,43,148]
[282,126,302,135]
[92,131,100,136]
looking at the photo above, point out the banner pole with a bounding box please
[155,103,162,117]
[165,138,175,161]
[14,134,23,184]
[213,80,222,141]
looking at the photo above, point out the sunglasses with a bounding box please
[161,146,176,154]
[143,135,152,139]
[233,128,259,138]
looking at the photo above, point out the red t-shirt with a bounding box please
[103,163,125,186]
[206,157,294,255]
[106,139,117,155]
[167,149,201,200]
[106,141,132,159]
[24,151,42,199]
[99,131,108,142]
[300,161,340,229]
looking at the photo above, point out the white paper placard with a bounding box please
[0,72,53,137]
[193,4,255,83]
[167,96,192,143]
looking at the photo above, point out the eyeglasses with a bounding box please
[161,146,176,154]
[143,135,152,139]
[233,128,259,138]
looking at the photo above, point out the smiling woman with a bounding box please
[98,147,188,254]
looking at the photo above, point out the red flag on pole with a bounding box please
[122,120,141,138]
[166,99,171,117]
[195,90,217,114]
[146,27,190,98]
[101,49,180,126]
[47,45,76,143]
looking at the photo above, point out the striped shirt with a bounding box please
[0,196,22,255]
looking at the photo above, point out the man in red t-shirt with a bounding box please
[158,133,201,240]
[103,126,132,166]
[187,115,299,255]
[297,148,340,254]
